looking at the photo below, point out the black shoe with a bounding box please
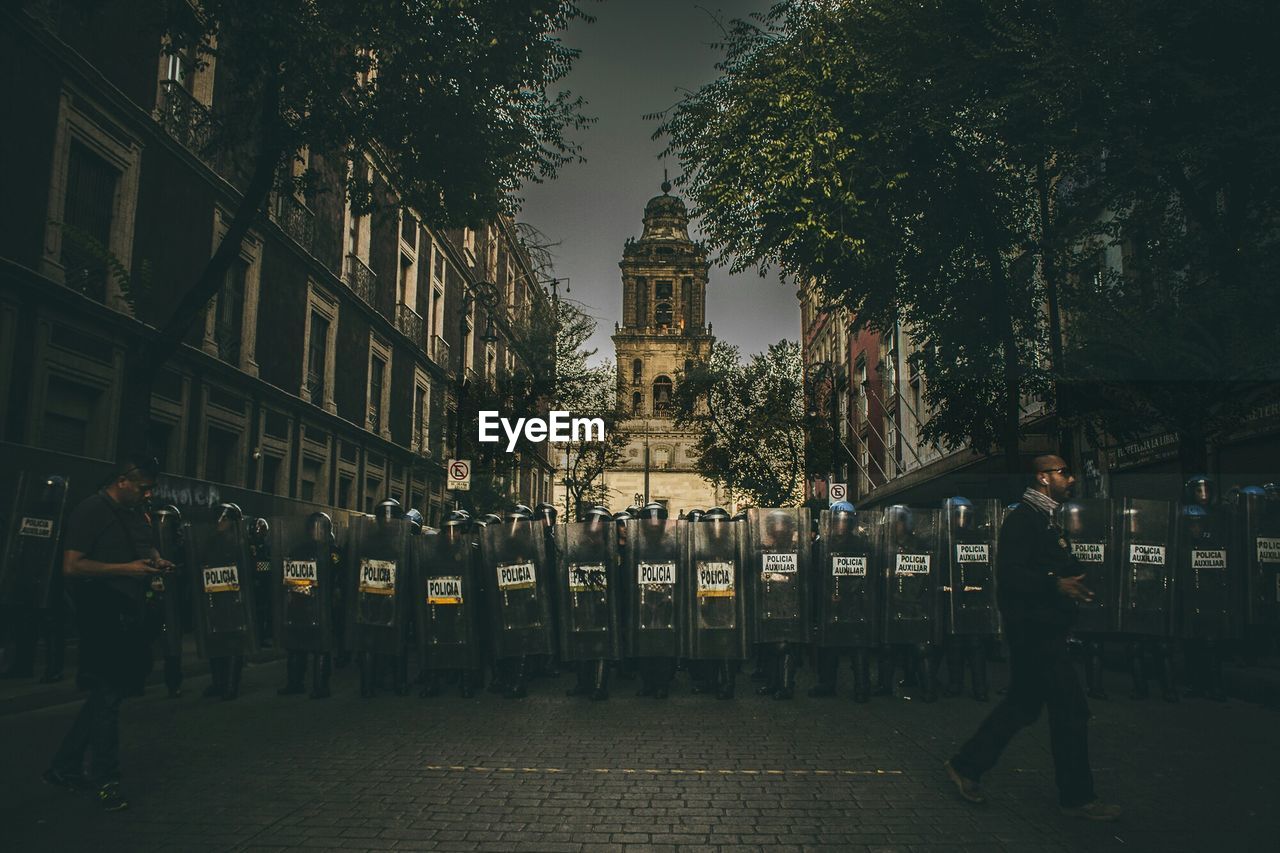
[590,688,609,701]
[852,691,870,704]
[39,671,64,685]
[755,684,775,696]
[310,686,331,699]
[460,686,476,699]
[0,668,35,680]
[277,684,306,696]
[808,685,836,698]
[201,683,222,699]
[1087,688,1109,700]
[506,684,527,699]
[716,685,735,700]
[43,768,91,792]
[654,686,669,699]
[167,686,183,699]
[773,687,793,700]
[97,782,129,812]
[972,690,989,702]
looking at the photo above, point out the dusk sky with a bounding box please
[518,0,799,367]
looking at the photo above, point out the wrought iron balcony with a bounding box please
[430,335,451,370]
[395,303,426,347]
[156,80,211,154]
[276,193,315,254]
[344,254,377,305]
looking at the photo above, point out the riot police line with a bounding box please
[2,475,1279,704]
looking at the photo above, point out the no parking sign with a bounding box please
[447,459,471,491]
[828,482,847,506]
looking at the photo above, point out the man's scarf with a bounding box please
[1021,486,1059,518]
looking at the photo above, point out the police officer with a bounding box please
[748,508,810,700]
[417,510,486,698]
[941,497,1001,702]
[0,473,70,682]
[810,502,877,702]
[688,507,748,699]
[626,503,684,698]
[191,503,257,701]
[347,499,413,698]
[248,517,273,647]
[483,504,553,698]
[1177,476,1233,701]
[879,505,942,702]
[560,505,620,700]
[274,512,339,699]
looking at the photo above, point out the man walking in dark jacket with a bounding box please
[945,455,1121,820]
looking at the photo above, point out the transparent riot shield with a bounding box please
[816,509,878,648]
[416,526,485,670]
[148,508,185,658]
[482,519,553,659]
[1057,499,1120,634]
[1119,498,1175,636]
[186,516,257,658]
[881,507,941,645]
[344,515,412,655]
[623,518,685,658]
[687,517,748,661]
[945,500,1001,637]
[747,508,811,645]
[557,520,621,662]
[1176,505,1236,640]
[272,515,336,653]
[1238,490,1280,627]
[0,472,70,611]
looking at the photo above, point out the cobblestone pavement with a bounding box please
[2,658,1276,852]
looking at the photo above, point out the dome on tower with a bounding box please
[641,190,691,242]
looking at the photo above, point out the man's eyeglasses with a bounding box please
[1039,467,1071,476]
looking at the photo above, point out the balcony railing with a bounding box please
[344,254,377,305]
[276,193,315,254]
[395,303,426,347]
[430,335,450,370]
[156,80,211,154]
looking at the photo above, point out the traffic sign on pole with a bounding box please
[829,482,848,505]
[447,459,472,491]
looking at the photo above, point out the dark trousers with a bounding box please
[950,625,1095,807]
[51,684,125,784]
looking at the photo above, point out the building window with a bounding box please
[632,392,643,417]
[204,425,240,485]
[367,334,392,438]
[43,89,143,312]
[655,280,673,299]
[655,302,672,330]
[337,474,354,509]
[412,370,430,454]
[41,375,105,456]
[214,257,247,365]
[652,376,673,415]
[300,456,323,503]
[301,285,338,412]
[203,209,262,375]
[260,454,283,494]
[60,141,119,302]
[855,359,868,420]
[632,358,643,384]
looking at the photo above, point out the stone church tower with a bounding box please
[603,181,728,514]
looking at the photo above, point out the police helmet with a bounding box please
[830,501,855,514]
[374,498,401,523]
[404,508,424,531]
[534,502,558,527]
[506,504,534,522]
[1184,474,1215,507]
[638,502,668,522]
[578,505,613,526]
[305,511,334,544]
[703,507,731,523]
[944,496,975,530]
[685,508,706,524]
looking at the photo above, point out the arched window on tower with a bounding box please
[655,302,673,331]
[632,358,643,385]
[652,375,673,415]
[632,391,644,417]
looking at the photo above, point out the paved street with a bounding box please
[2,659,1276,853]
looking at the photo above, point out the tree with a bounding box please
[655,1,1052,475]
[114,0,594,448]
[546,300,629,516]
[673,340,805,507]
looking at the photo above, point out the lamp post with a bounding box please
[452,281,501,512]
[806,360,839,504]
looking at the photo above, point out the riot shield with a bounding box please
[481,519,553,659]
[1057,499,1120,634]
[747,508,811,645]
[880,507,942,645]
[623,518,685,658]
[557,520,621,662]
[1118,498,1175,636]
[147,508,185,658]
[1175,505,1237,640]
[344,516,413,655]
[816,509,878,648]
[1238,489,1280,627]
[945,500,1001,636]
[272,515,337,653]
[186,515,257,658]
[686,516,749,660]
[0,472,69,611]
[415,526,485,669]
